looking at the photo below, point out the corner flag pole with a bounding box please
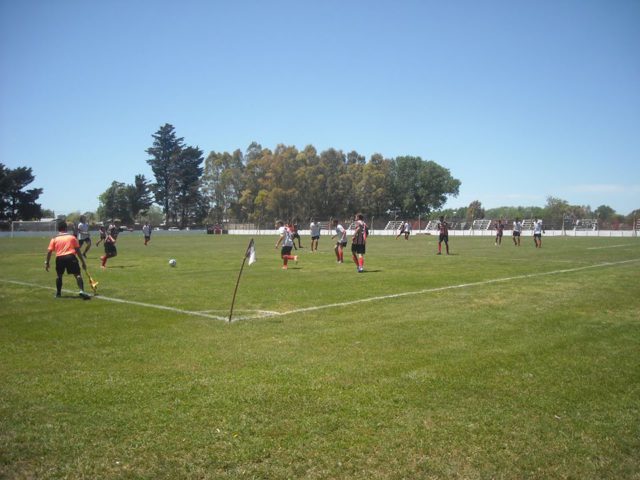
[229,238,255,323]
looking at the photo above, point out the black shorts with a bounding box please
[311,235,320,240]
[105,242,117,256]
[439,234,449,243]
[281,246,293,256]
[79,237,91,246]
[513,231,520,237]
[351,243,366,255]
[534,233,542,239]
[336,241,347,248]
[496,232,503,237]
[56,254,81,276]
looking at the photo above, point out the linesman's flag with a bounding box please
[246,238,257,265]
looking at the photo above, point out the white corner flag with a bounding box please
[229,238,256,322]
[247,238,257,265]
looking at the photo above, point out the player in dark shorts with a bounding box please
[96,225,107,246]
[100,225,118,269]
[291,221,303,248]
[45,220,90,299]
[494,219,504,246]
[351,213,368,273]
[437,216,449,255]
[331,219,348,263]
[512,218,522,246]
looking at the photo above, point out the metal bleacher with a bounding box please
[425,220,439,231]
[471,219,492,230]
[385,220,404,231]
[574,219,598,231]
[521,219,536,231]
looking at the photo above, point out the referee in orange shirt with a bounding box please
[45,220,91,299]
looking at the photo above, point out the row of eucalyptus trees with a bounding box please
[99,124,462,227]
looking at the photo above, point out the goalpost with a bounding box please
[10,220,57,238]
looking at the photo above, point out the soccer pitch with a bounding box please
[1,233,639,479]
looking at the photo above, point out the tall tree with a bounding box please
[543,196,570,226]
[128,174,154,222]
[466,200,485,222]
[0,163,43,221]
[392,156,460,217]
[145,124,185,222]
[97,181,133,224]
[202,150,245,223]
[173,146,205,227]
[358,154,393,218]
[594,205,615,222]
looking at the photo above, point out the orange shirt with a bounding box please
[48,233,80,257]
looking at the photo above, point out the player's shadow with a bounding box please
[359,269,382,273]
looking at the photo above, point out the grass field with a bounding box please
[1,232,639,479]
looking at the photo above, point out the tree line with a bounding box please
[2,124,638,229]
[98,123,462,228]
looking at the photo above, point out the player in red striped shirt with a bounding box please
[437,216,450,255]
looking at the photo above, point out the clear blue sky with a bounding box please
[1,0,639,216]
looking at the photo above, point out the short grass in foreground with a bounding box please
[1,233,639,479]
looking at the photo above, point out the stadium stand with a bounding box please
[425,220,439,231]
[574,219,598,231]
[317,221,332,232]
[471,219,492,230]
[521,219,536,230]
[384,220,404,231]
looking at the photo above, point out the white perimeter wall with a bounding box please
[228,229,638,238]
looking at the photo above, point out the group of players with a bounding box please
[275,214,369,272]
[492,218,545,248]
[46,213,545,298]
[276,215,546,273]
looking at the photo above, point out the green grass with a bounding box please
[1,233,639,479]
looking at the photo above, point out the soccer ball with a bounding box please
[169,259,177,267]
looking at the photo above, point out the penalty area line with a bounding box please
[270,258,640,319]
[0,279,228,321]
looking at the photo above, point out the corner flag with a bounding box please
[246,238,256,265]
[229,238,256,322]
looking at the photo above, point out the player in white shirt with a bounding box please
[512,218,522,246]
[533,219,544,248]
[77,216,91,257]
[142,223,152,245]
[331,219,347,263]
[275,221,298,270]
[395,221,411,240]
[310,221,321,252]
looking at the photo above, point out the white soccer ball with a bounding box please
[169,258,177,267]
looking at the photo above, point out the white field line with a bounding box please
[3,258,638,322]
[268,258,640,319]
[586,244,633,250]
[0,279,228,321]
